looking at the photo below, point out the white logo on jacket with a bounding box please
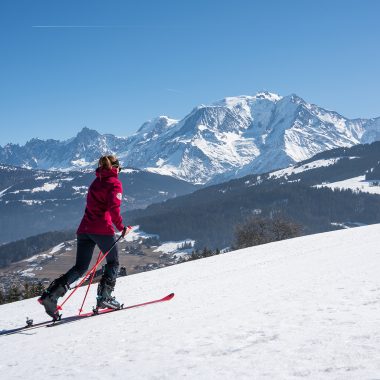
[116,193,122,200]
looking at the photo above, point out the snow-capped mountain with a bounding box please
[1,92,380,184]
[1,225,380,378]
[0,128,129,170]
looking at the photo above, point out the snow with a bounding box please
[31,182,59,193]
[0,165,19,171]
[1,93,379,185]
[269,158,341,179]
[153,240,195,257]
[316,175,380,194]
[70,159,92,167]
[59,177,74,181]
[23,253,52,263]
[20,199,43,205]
[120,168,139,174]
[214,93,282,109]
[1,225,380,378]
[19,268,37,278]
[119,225,158,242]
[50,243,66,254]
[0,186,12,198]
[72,185,88,194]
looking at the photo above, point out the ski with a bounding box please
[0,293,174,336]
[47,292,175,327]
[0,318,57,336]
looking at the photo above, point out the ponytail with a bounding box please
[98,155,120,170]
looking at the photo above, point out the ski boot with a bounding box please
[38,275,69,320]
[96,276,121,310]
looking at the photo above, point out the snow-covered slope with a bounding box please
[265,140,380,194]
[1,224,380,379]
[316,176,380,194]
[1,92,380,184]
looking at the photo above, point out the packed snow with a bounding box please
[1,225,380,379]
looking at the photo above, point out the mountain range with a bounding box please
[1,92,380,184]
[0,165,196,243]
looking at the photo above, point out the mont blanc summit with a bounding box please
[1,92,379,184]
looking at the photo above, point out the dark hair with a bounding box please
[98,155,120,170]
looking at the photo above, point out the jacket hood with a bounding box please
[95,167,119,179]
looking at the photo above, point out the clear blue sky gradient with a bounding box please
[1,0,379,145]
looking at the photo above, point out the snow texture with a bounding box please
[1,225,380,379]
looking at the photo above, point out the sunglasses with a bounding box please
[112,160,122,172]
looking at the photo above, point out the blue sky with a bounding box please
[1,0,379,145]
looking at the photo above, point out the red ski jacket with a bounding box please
[77,167,125,235]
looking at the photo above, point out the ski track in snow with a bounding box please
[1,225,380,379]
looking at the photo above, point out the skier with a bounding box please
[39,155,129,319]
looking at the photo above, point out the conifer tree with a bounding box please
[7,285,21,303]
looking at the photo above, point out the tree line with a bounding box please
[0,282,45,305]
[0,230,75,267]
[127,182,380,248]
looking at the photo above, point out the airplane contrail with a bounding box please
[31,25,184,29]
[166,88,183,94]
[32,25,132,28]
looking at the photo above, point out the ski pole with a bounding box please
[78,250,103,314]
[61,248,104,303]
[77,226,133,313]
[57,234,124,312]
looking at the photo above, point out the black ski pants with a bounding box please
[64,233,119,285]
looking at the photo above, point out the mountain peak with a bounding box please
[254,91,282,101]
[213,92,282,109]
[137,116,177,134]
[1,92,379,183]
[75,127,100,140]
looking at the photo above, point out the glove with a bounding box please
[121,225,132,238]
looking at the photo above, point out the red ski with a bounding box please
[0,293,174,336]
[48,292,175,327]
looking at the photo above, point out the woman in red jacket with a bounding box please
[39,155,128,320]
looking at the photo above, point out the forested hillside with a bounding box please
[127,183,380,248]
